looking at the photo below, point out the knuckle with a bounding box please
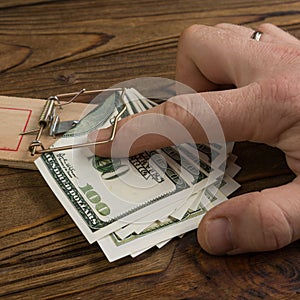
[162,96,194,130]
[178,24,206,46]
[182,24,205,36]
[233,193,294,251]
[259,197,294,249]
[258,22,276,32]
[162,99,185,121]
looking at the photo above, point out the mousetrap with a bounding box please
[0,88,123,169]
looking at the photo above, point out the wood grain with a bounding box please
[0,0,300,299]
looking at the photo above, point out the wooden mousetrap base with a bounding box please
[0,95,90,170]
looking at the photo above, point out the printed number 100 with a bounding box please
[79,183,110,216]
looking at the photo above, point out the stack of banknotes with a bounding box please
[35,88,241,261]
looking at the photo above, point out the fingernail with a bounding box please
[205,218,234,254]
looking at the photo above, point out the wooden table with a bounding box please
[1,1,300,299]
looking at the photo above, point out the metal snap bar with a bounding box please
[20,88,126,156]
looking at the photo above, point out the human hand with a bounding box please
[89,23,300,255]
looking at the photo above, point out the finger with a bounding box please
[88,81,290,157]
[215,23,254,38]
[197,177,300,254]
[88,103,185,157]
[257,23,300,45]
[175,24,293,90]
[175,25,219,92]
[175,24,256,90]
[176,23,253,92]
[88,95,206,157]
[215,23,300,46]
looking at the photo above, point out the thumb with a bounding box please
[197,178,300,254]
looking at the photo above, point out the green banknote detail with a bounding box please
[42,152,106,231]
[109,203,207,246]
[161,146,207,184]
[177,145,212,174]
[41,151,191,231]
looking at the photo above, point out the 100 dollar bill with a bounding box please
[35,89,213,243]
